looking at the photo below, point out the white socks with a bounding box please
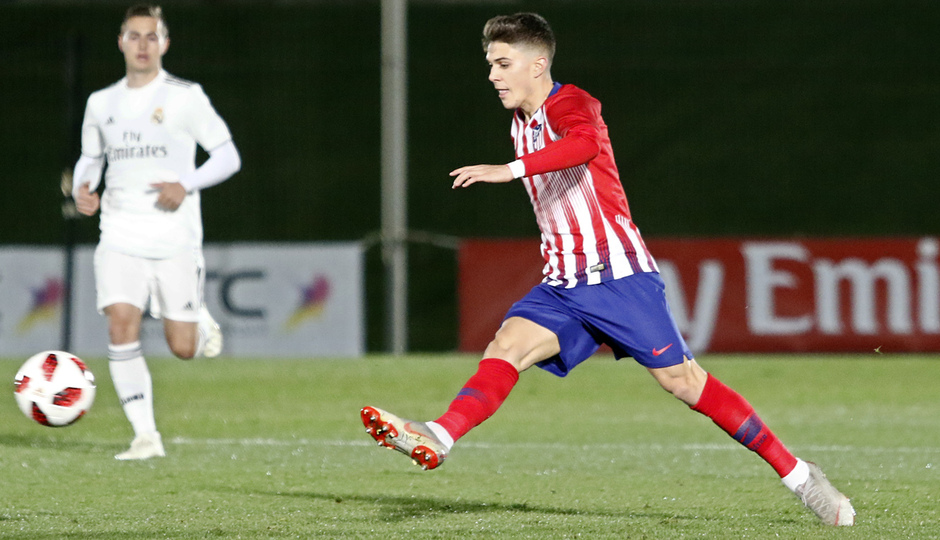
[782,458,810,492]
[194,324,207,357]
[426,421,455,451]
[108,341,157,436]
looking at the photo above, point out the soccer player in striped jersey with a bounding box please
[362,12,854,526]
[72,4,240,460]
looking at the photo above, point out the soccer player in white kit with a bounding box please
[72,4,241,460]
[361,12,855,526]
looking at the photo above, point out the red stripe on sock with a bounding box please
[434,358,519,441]
[692,374,797,477]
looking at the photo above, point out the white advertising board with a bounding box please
[1,243,363,359]
[0,247,66,356]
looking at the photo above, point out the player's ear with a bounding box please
[532,55,549,78]
[160,37,170,55]
[117,34,124,53]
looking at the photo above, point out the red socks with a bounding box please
[434,358,519,442]
[433,360,796,479]
[692,374,798,478]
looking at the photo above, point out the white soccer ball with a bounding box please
[13,351,96,427]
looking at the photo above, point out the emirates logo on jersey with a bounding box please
[151,108,164,124]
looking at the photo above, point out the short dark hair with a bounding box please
[482,13,555,62]
[122,4,168,38]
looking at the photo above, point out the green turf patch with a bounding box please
[2,354,938,538]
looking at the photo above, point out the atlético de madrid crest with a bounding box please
[531,122,543,143]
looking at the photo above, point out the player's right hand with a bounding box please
[74,183,100,216]
[450,164,515,189]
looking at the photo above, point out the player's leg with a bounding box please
[104,302,165,460]
[651,360,854,524]
[104,302,152,437]
[595,273,797,478]
[432,316,558,438]
[163,308,222,359]
[95,247,165,460]
[649,357,798,475]
[361,281,604,470]
[628,271,854,525]
[156,248,222,359]
[163,319,199,359]
[361,316,560,469]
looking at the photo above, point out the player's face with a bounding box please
[118,16,168,75]
[485,41,546,115]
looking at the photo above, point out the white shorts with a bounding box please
[94,245,205,322]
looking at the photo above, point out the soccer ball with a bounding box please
[13,351,96,427]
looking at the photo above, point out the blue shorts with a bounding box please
[504,272,692,377]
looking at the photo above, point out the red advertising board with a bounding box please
[458,237,940,353]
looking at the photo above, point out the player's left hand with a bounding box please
[74,183,100,216]
[450,164,515,188]
[151,181,187,211]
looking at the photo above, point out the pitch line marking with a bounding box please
[168,437,940,455]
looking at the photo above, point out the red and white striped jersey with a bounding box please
[511,83,658,288]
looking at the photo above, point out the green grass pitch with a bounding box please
[2,354,938,538]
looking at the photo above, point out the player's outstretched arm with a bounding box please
[450,164,515,189]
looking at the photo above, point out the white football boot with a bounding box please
[360,406,448,470]
[795,462,855,526]
[197,304,223,358]
[115,431,166,460]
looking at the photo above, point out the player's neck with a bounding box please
[126,67,161,89]
[520,77,556,121]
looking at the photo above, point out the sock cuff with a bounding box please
[690,372,719,413]
[781,458,809,491]
[109,341,143,361]
[426,421,455,451]
[480,357,520,384]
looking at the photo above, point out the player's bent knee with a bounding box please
[484,333,514,358]
[649,359,707,405]
[108,324,139,345]
[483,338,520,368]
[486,331,546,371]
[163,320,199,360]
[169,342,197,360]
[659,377,699,404]
[165,333,197,360]
[484,320,560,372]
[105,305,143,343]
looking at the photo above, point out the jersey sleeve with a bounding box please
[184,84,234,151]
[79,95,104,159]
[518,91,602,176]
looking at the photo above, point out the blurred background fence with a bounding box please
[1,0,938,352]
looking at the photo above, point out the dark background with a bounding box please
[1,0,938,351]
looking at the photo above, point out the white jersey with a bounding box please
[77,70,233,259]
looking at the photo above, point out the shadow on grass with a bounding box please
[250,488,704,524]
[0,532,151,540]
[0,433,112,454]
